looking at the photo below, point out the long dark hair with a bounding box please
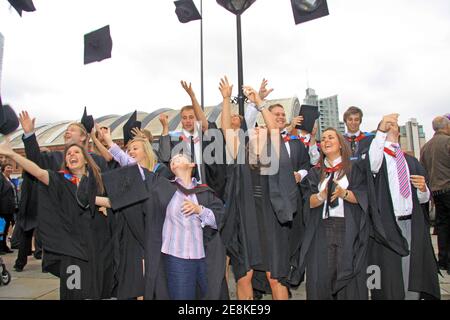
[61,143,104,194]
[318,127,352,183]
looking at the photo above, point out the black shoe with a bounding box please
[33,252,42,260]
[438,261,447,270]
[3,249,13,254]
[13,265,24,272]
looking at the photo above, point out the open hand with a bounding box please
[219,76,233,99]
[258,78,274,100]
[19,111,36,134]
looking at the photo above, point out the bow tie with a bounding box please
[324,162,343,173]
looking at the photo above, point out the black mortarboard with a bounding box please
[297,104,320,133]
[84,25,113,65]
[101,165,149,211]
[123,111,141,146]
[81,106,94,134]
[0,97,20,135]
[7,0,36,16]
[174,0,202,23]
[291,0,329,25]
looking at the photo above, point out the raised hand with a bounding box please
[19,111,36,134]
[131,127,146,139]
[101,126,113,147]
[159,113,169,127]
[0,136,14,157]
[219,76,233,99]
[258,78,274,100]
[243,85,263,106]
[181,80,195,98]
[379,113,399,132]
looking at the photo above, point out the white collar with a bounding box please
[324,156,342,168]
[347,130,361,137]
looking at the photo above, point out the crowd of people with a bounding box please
[0,77,449,300]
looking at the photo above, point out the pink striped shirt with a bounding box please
[161,177,217,259]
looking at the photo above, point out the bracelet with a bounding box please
[256,102,267,112]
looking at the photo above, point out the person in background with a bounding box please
[420,116,450,274]
[0,162,18,254]
[342,106,374,161]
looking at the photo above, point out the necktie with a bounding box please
[393,144,410,198]
[324,171,339,218]
[190,136,200,181]
[350,136,356,156]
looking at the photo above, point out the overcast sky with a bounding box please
[1,0,449,138]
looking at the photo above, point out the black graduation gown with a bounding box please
[221,136,299,288]
[38,171,108,299]
[298,160,370,300]
[142,174,228,300]
[18,133,115,297]
[367,154,440,300]
[285,138,313,286]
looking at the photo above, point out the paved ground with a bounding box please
[1,233,449,300]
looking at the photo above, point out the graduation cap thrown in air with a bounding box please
[291,0,329,25]
[123,111,141,146]
[7,0,36,16]
[174,0,202,23]
[0,96,20,135]
[84,25,113,65]
[296,104,320,133]
[81,107,94,134]
[101,165,149,211]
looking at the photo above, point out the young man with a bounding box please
[368,113,440,300]
[343,106,374,161]
[158,81,226,198]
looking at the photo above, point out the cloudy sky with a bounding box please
[1,0,449,138]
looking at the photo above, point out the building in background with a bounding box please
[400,118,426,159]
[0,32,4,87]
[303,88,344,136]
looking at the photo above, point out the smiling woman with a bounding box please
[0,138,111,299]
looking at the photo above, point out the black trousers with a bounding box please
[0,214,14,250]
[324,217,346,299]
[15,228,41,268]
[434,190,450,268]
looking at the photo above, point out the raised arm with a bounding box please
[243,86,278,132]
[0,138,49,186]
[91,124,113,162]
[19,111,43,165]
[181,81,209,132]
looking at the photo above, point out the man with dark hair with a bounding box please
[343,106,374,161]
[420,116,450,274]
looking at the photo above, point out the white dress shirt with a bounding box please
[182,122,203,183]
[281,129,308,182]
[369,131,430,217]
[299,132,320,165]
[318,157,349,219]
